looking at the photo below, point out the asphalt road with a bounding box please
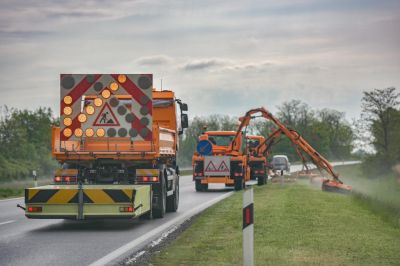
[0,176,236,266]
[0,161,359,266]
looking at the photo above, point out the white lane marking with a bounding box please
[0,197,23,202]
[0,220,15,226]
[89,191,234,266]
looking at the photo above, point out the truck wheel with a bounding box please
[195,180,202,192]
[250,172,256,180]
[195,180,208,192]
[234,177,244,191]
[140,209,152,220]
[153,174,166,218]
[257,175,266,186]
[166,178,179,212]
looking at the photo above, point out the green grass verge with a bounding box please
[151,182,400,265]
[0,178,52,199]
[0,188,24,199]
[336,164,400,227]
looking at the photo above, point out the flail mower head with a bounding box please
[321,178,352,194]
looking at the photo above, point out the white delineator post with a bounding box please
[243,188,254,266]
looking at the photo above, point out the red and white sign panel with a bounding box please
[60,74,153,141]
[204,156,231,176]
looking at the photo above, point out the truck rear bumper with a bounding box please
[200,176,234,185]
[24,184,151,220]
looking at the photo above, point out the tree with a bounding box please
[360,87,400,174]
[0,106,57,181]
[361,87,399,153]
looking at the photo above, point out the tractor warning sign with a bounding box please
[204,156,231,176]
[94,103,120,126]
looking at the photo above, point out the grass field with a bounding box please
[151,170,400,265]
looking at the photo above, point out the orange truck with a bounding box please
[21,74,188,219]
[246,135,268,185]
[192,131,250,191]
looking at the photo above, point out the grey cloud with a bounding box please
[182,59,230,71]
[181,58,275,72]
[136,55,172,66]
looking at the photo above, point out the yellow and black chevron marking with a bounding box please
[25,188,136,204]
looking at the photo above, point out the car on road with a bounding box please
[271,155,290,172]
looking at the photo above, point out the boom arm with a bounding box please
[255,128,282,157]
[231,107,342,183]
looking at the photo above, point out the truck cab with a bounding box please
[246,135,268,185]
[192,131,250,191]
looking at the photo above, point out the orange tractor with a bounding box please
[233,107,352,193]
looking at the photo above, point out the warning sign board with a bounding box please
[204,156,231,176]
[94,103,120,126]
[59,74,153,141]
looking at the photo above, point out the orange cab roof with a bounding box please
[205,131,236,136]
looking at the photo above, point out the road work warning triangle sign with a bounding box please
[94,103,120,126]
[205,161,217,172]
[217,161,229,171]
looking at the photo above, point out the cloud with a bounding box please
[136,55,172,66]
[182,58,230,71]
[0,30,53,39]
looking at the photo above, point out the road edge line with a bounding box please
[0,197,24,202]
[88,191,234,266]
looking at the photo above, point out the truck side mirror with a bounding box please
[181,114,189,129]
[181,103,188,111]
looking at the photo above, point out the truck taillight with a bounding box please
[54,176,77,183]
[64,176,76,182]
[28,207,42,213]
[137,176,159,182]
[119,206,134,212]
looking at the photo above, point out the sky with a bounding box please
[0,0,399,121]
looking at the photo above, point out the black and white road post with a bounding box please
[32,170,37,187]
[243,187,254,266]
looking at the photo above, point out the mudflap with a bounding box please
[24,184,151,219]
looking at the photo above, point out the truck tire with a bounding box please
[195,180,208,192]
[166,177,179,212]
[257,175,266,186]
[140,209,152,220]
[250,171,257,180]
[153,172,166,218]
[234,177,244,191]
